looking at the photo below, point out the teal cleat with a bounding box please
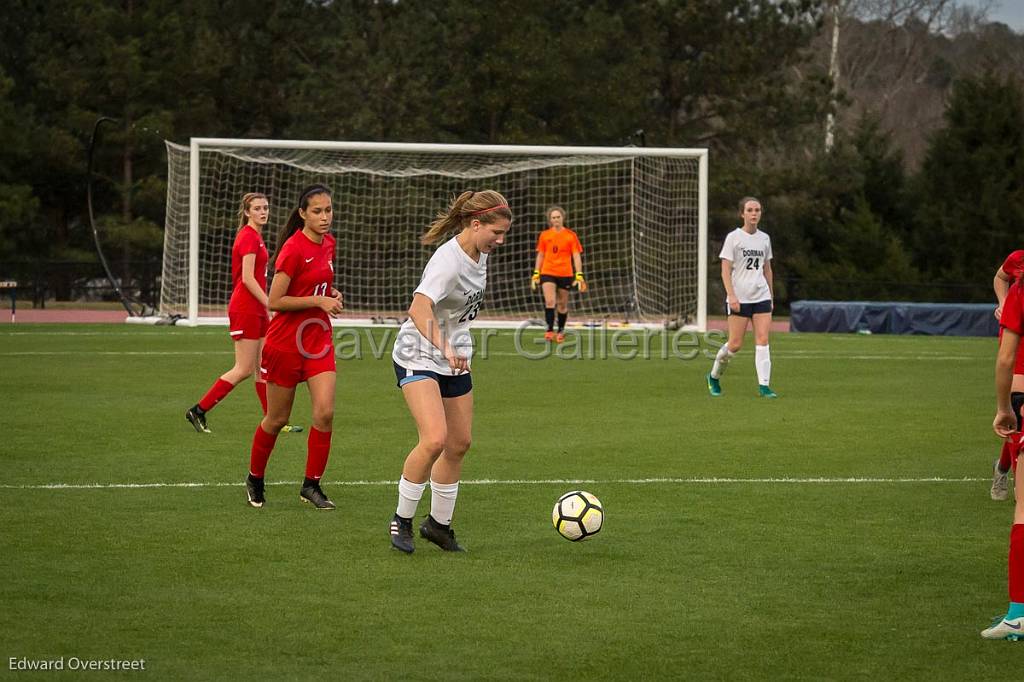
[981,616,1024,640]
[706,373,722,397]
[758,385,778,399]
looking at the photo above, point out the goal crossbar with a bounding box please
[190,138,709,158]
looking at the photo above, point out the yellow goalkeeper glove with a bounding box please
[574,272,587,292]
[531,270,540,291]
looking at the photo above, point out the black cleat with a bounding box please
[245,473,265,508]
[390,514,415,553]
[419,515,466,552]
[299,481,335,509]
[185,405,210,433]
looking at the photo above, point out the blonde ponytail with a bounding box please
[421,190,512,246]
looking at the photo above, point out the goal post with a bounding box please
[161,139,708,330]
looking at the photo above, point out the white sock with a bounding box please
[395,476,427,519]
[710,345,735,379]
[429,479,460,526]
[755,344,771,386]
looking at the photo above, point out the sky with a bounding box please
[969,0,1024,30]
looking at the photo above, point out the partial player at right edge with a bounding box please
[990,249,1024,501]
[985,275,1024,640]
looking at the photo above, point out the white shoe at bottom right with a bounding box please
[981,616,1024,640]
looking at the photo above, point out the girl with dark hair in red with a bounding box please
[245,184,343,510]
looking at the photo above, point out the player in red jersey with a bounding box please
[245,184,343,510]
[984,278,1024,639]
[185,193,302,433]
[990,249,1024,500]
[530,206,586,343]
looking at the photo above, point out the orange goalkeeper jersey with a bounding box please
[536,227,583,277]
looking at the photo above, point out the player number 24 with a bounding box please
[744,257,760,270]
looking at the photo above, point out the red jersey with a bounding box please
[1002,284,1024,336]
[265,230,336,358]
[1003,274,1024,374]
[1003,250,1024,283]
[228,225,269,316]
[536,227,583,277]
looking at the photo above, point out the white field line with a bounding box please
[774,349,970,355]
[0,329,991,342]
[0,476,988,491]
[0,331,182,336]
[767,354,976,361]
[483,352,978,360]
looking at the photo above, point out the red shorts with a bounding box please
[260,344,336,388]
[228,312,268,341]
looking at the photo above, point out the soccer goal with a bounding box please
[160,139,708,329]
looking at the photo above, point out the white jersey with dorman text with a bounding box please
[392,237,487,374]
[719,228,773,304]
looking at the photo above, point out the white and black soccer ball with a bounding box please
[552,490,603,541]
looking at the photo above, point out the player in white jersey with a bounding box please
[389,190,512,553]
[706,196,778,398]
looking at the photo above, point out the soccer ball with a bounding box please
[552,490,603,541]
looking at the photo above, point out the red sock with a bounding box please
[999,440,1014,472]
[255,381,268,415]
[249,424,278,478]
[304,427,332,480]
[198,378,236,412]
[1011,524,1024,603]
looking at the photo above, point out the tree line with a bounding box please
[1,0,1022,306]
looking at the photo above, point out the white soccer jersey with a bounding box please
[392,237,487,374]
[719,228,773,303]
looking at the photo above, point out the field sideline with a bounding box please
[0,325,1015,680]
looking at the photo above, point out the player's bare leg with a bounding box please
[391,379,447,552]
[708,314,748,396]
[418,391,473,552]
[992,377,1024,500]
[187,338,262,433]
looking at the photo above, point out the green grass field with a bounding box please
[0,324,1015,679]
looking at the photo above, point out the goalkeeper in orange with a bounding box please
[531,206,587,342]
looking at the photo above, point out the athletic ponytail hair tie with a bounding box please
[467,203,509,217]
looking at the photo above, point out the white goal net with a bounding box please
[161,140,707,329]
